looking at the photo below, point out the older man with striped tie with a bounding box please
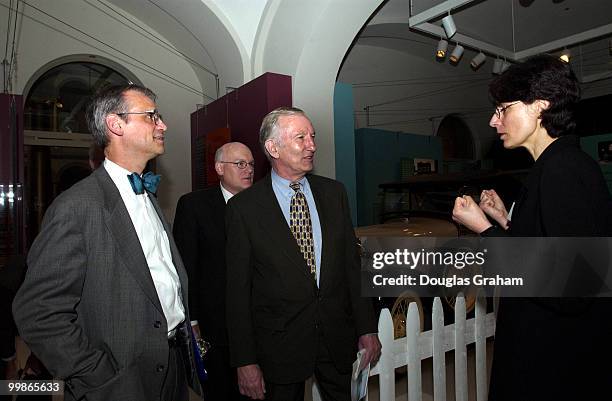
[225,107,381,401]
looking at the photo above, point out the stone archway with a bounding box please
[253,0,385,178]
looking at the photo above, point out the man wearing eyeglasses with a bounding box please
[174,141,254,401]
[13,84,202,401]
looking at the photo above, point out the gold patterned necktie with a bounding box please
[289,181,316,277]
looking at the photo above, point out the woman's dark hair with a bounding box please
[489,54,580,137]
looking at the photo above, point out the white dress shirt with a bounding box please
[220,183,234,204]
[104,159,185,336]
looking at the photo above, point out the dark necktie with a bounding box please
[289,181,316,277]
[127,172,161,195]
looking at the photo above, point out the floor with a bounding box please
[14,337,494,401]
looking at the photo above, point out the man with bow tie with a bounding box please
[13,84,202,401]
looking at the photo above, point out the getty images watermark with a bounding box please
[360,237,612,298]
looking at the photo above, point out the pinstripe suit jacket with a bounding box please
[13,166,201,401]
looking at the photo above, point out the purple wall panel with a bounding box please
[265,73,293,112]
[190,96,229,190]
[0,94,25,258]
[190,73,292,189]
[228,72,292,182]
[0,94,23,183]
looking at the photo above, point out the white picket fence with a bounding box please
[312,293,497,401]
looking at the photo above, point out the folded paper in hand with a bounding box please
[351,349,370,401]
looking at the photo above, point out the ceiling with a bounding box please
[97,0,612,89]
[367,0,612,81]
[104,0,248,99]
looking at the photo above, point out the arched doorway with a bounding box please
[436,114,481,176]
[436,114,475,160]
[23,56,137,245]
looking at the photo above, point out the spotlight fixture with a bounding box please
[492,58,509,75]
[559,48,571,63]
[449,44,464,63]
[470,52,486,69]
[436,39,448,59]
[441,14,457,39]
[492,59,502,74]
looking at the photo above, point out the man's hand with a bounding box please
[479,189,509,229]
[22,354,48,378]
[358,334,381,370]
[237,364,266,400]
[452,195,492,234]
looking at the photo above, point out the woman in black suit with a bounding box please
[453,54,612,401]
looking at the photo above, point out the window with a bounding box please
[24,61,129,133]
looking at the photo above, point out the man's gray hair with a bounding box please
[85,84,156,148]
[259,106,305,160]
[214,144,225,163]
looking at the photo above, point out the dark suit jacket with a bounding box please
[12,167,202,401]
[484,135,612,401]
[173,186,229,346]
[225,173,377,384]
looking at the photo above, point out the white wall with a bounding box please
[253,0,385,179]
[0,0,205,220]
[212,0,267,62]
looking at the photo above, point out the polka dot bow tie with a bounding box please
[127,172,161,195]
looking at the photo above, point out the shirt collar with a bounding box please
[219,183,233,203]
[104,158,145,198]
[104,158,131,184]
[271,169,308,194]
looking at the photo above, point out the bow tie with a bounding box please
[127,172,161,195]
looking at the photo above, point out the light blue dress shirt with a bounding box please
[271,169,322,286]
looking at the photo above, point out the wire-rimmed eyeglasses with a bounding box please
[494,101,520,119]
[219,160,255,170]
[117,110,163,125]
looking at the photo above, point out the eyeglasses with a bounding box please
[494,102,520,119]
[219,160,255,169]
[117,110,163,125]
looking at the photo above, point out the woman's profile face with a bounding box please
[489,101,540,149]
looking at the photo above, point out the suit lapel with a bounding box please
[148,193,190,307]
[95,168,164,314]
[148,193,201,390]
[309,177,332,288]
[209,186,226,236]
[255,175,313,280]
